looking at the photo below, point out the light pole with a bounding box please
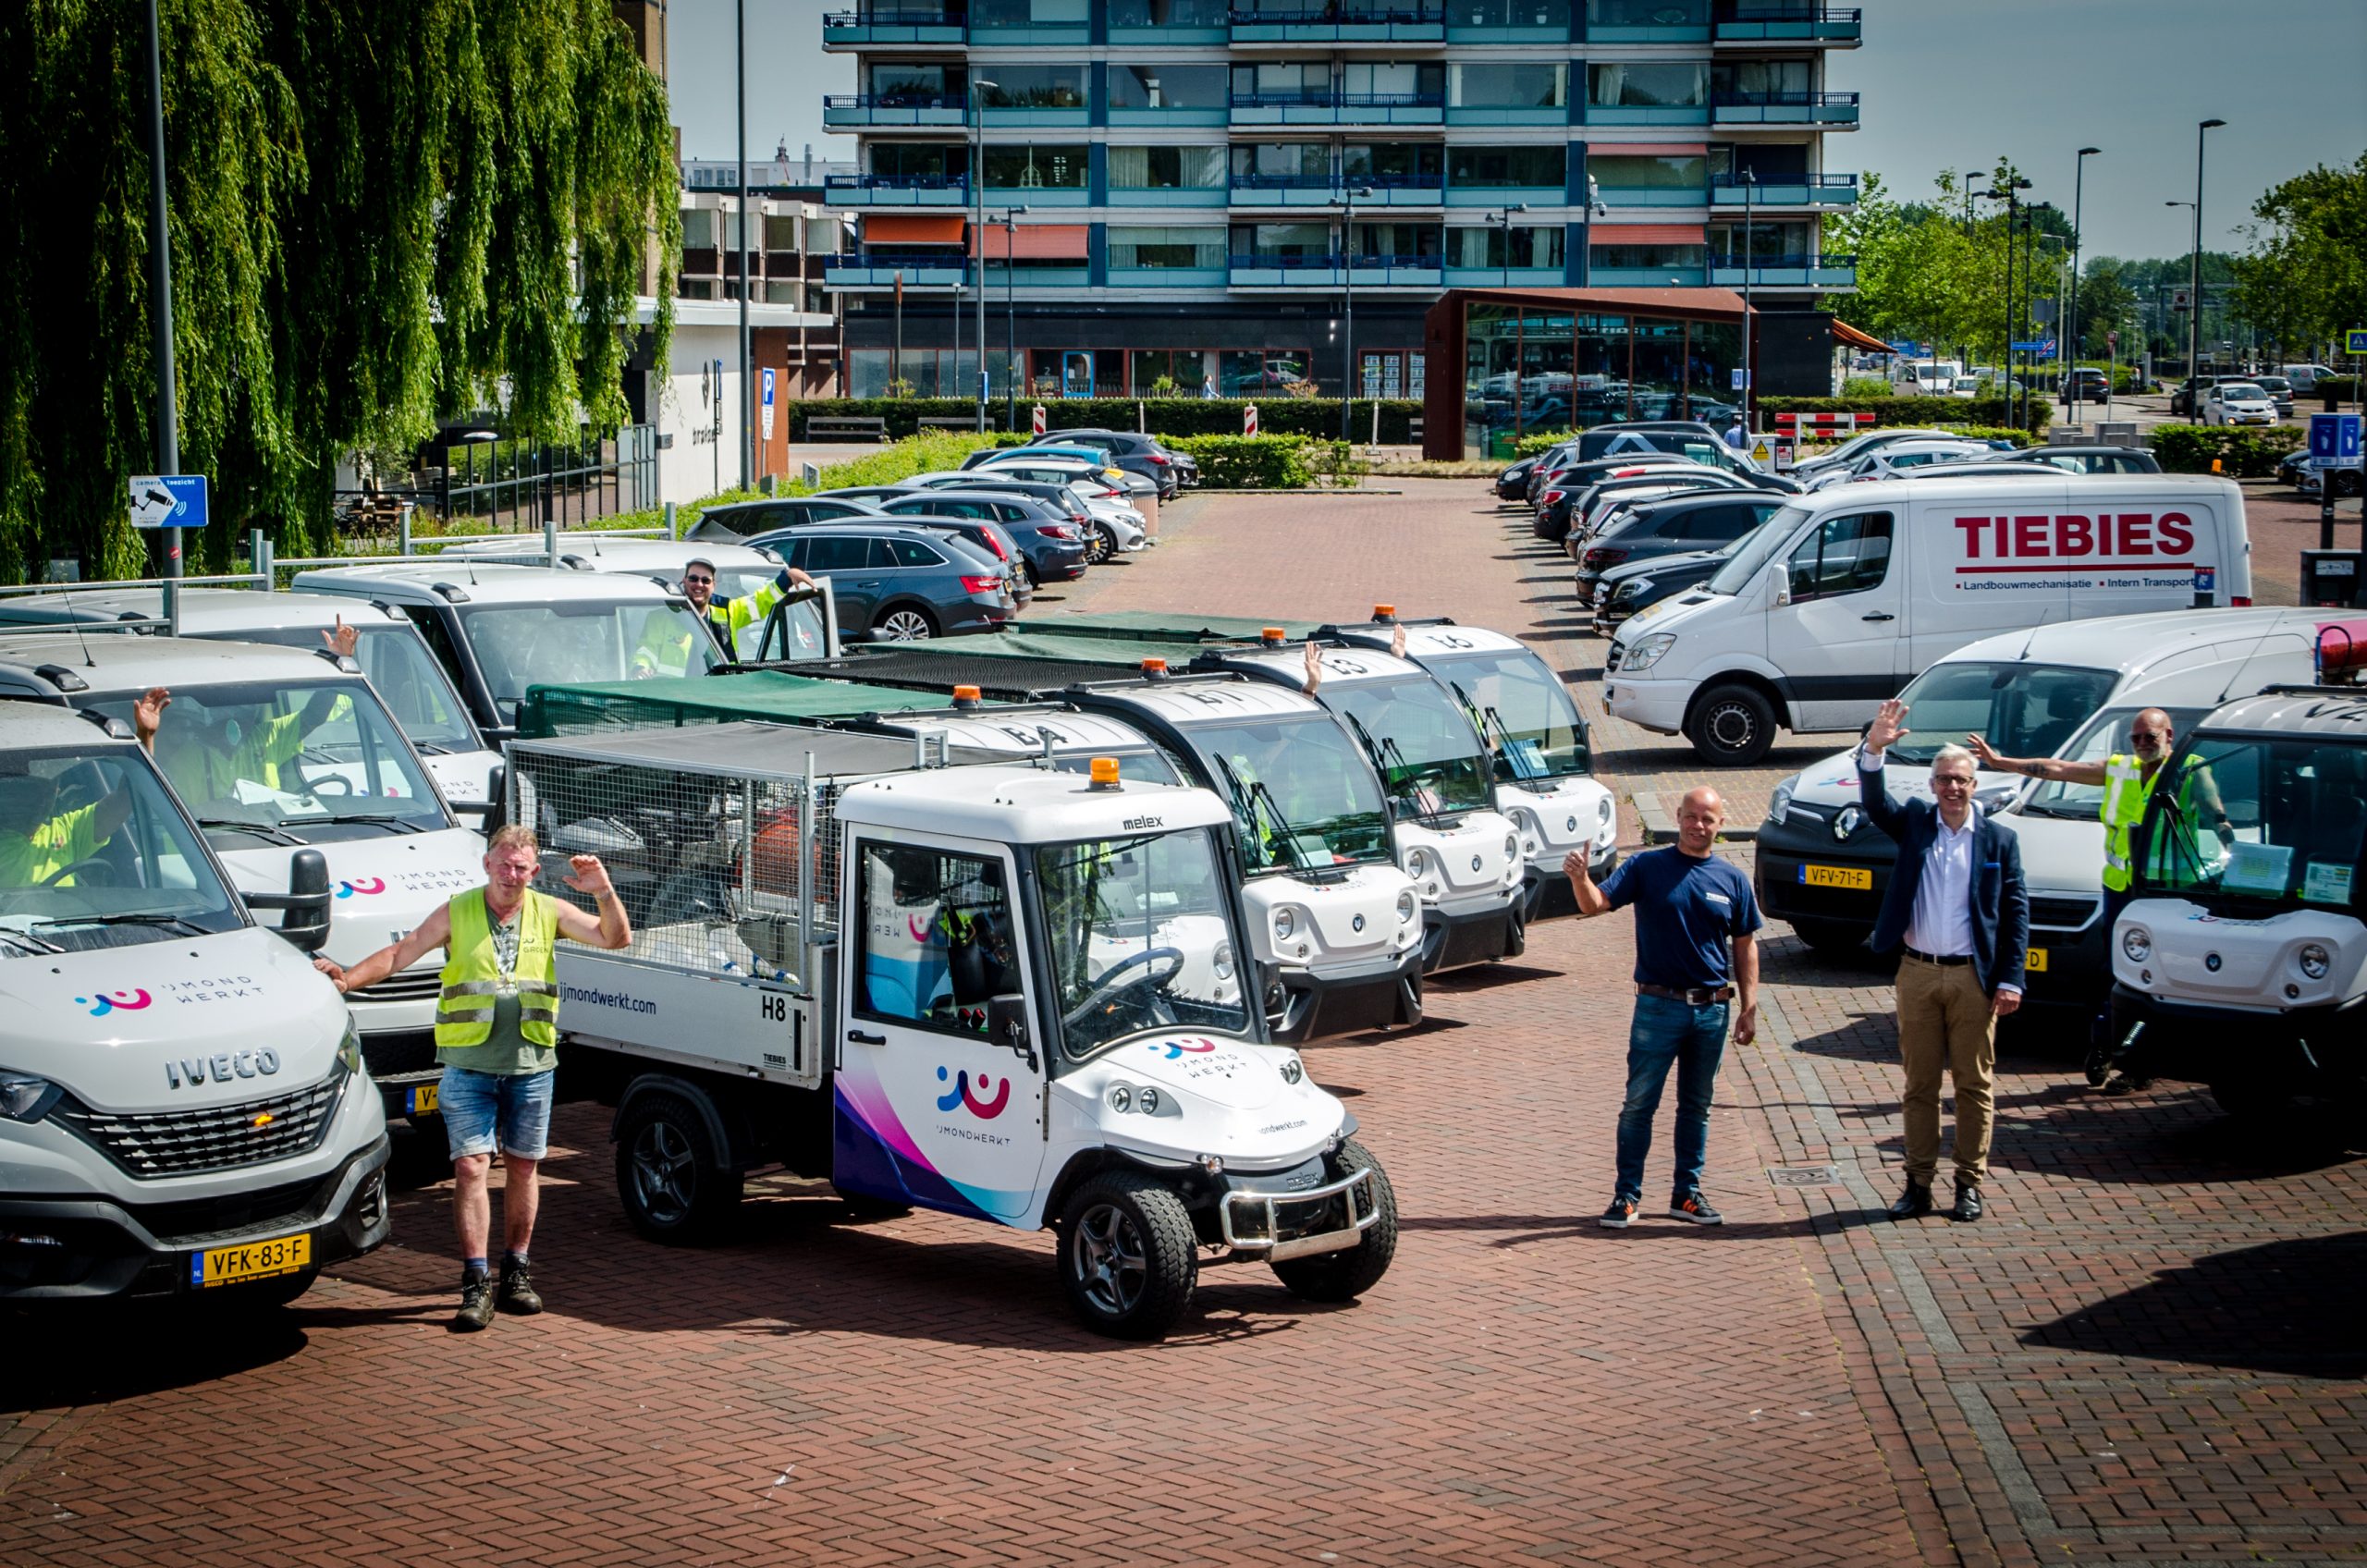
[1979,178,2031,423]
[2165,198,2196,391]
[140,0,181,627]
[736,0,750,489]
[2068,146,2099,422]
[1489,202,1530,287]
[1000,204,1027,432]
[1740,167,1757,430]
[1339,184,1371,440]
[971,80,997,431]
[2187,118,2226,385]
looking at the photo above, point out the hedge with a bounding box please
[1758,396,2052,433]
[790,397,1423,443]
[2148,423,2305,478]
[2315,376,2361,403]
[1161,434,1365,489]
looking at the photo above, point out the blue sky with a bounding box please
[668,0,2367,261]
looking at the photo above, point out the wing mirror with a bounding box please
[451,763,507,835]
[249,847,334,953]
[987,993,1036,1072]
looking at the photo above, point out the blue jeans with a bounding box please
[439,1067,556,1161]
[1614,993,1729,1204]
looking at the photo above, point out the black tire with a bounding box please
[1271,1140,1398,1304]
[1686,683,1778,766]
[1789,918,1865,956]
[387,1119,451,1188]
[1058,1171,1197,1340]
[1022,559,1041,589]
[873,604,938,643]
[1087,523,1117,565]
[615,1090,742,1243]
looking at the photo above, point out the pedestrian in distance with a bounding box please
[316,825,632,1330]
[1565,786,1761,1229]
[1968,707,2227,1093]
[1723,411,1750,451]
[1858,700,2030,1223]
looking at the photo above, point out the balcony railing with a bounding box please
[821,93,967,128]
[1709,251,1857,287]
[1228,251,1445,285]
[1708,90,1860,125]
[1229,6,1447,43]
[1229,172,1448,205]
[1230,90,1446,125]
[1711,173,1858,205]
[823,255,966,288]
[1713,6,1863,43]
[823,173,970,206]
[821,7,964,44]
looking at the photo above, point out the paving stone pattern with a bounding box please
[2,481,2358,1568]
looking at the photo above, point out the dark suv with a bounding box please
[754,522,1013,641]
[875,491,1090,586]
[690,496,885,541]
[1573,492,1784,602]
[1040,428,1196,496]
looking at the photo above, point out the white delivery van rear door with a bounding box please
[1764,502,1908,729]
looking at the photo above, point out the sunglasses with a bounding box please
[684,574,714,587]
[2131,729,2169,741]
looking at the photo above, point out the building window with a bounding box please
[1588,154,1707,192]
[1452,225,1564,269]
[1350,222,1445,261]
[1446,144,1566,188]
[1711,59,1812,99]
[1109,145,1227,190]
[870,143,967,180]
[1232,222,1331,259]
[1341,61,1443,98]
[979,67,1088,108]
[1233,60,1331,101]
[1110,0,1233,23]
[1586,62,1708,107]
[1232,142,1335,182]
[1456,0,1571,24]
[1593,243,1707,268]
[870,63,955,102]
[1107,226,1226,268]
[681,209,718,250]
[1343,143,1445,181]
[972,0,1089,25]
[979,144,1089,190]
[1108,63,1230,108]
[1587,0,1707,22]
[1709,221,1811,261]
[1448,63,1566,108]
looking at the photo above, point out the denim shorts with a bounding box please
[438,1067,556,1161]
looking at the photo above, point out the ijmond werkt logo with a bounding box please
[1150,1037,1220,1060]
[336,876,386,899]
[935,1065,1011,1119]
[76,988,153,1017]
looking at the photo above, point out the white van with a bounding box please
[1602,473,2254,764]
[0,704,389,1305]
[1754,607,2334,1001]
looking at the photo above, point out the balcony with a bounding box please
[1106,183,1231,208]
[979,100,1091,130]
[1354,172,1448,206]
[1444,99,1571,128]
[823,255,965,290]
[1107,264,1232,288]
[1588,264,1708,287]
[1589,184,1711,208]
[820,7,964,47]
[964,17,1089,43]
[1108,101,1230,129]
[1230,90,1445,128]
[1442,264,1565,288]
[1586,6,1710,42]
[823,174,970,207]
[1714,6,1863,44]
[822,94,966,129]
[1710,90,1860,126]
[1229,172,1351,208]
[1229,6,1447,44]
[1583,99,1711,128]
[1228,252,1445,288]
[979,264,1094,290]
[1442,183,1565,208]
[1711,173,1858,207]
[1710,252,1856,288]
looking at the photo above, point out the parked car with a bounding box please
[948,455,1151,541]
[1548,467,1754,546]
[2057,368,2113,404]
[2281,362,2335,394]
[2250,374,2296,417]
[1786,427,1959,483]
[2202,382,2279,427]
[875,491,1091,586]
[1531,455,1698,538]
[691,495,885,542]
[1040,427,1196,496]
[1495,456,1539,501]
[1573,492,1787,604]
[2169,374,2250,418]
[959,444,1153,501]
[895,472,1144,565]
[777,496,1033,609]
[1919,445,2164,478]
[754,521,1014,640]
[1592,533,1757,631]
[1804,438,1993,488]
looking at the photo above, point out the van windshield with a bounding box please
[2134,734,2367,917]
[0,746,243,956]
[1323,678,1494,821]
[1181,714,1392,874]
[233,625,481,753]
[90,679,448,842]
[459,600,723,705]
[1428,650,1590,781]
[1036,827,1252,1059]
[2020,704,2214,819]
[1883,661,2118,767]
[1707,504,1813,594]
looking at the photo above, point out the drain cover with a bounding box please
[1765,1164,1844,1187]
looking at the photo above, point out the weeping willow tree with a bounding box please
[0,0,680,579]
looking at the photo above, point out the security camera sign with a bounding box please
[128,474,209,531]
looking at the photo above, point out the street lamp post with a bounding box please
[2187,119,2226,386]
[735,0,750,489]
[140,0,181,629]
[2068,147,2099,423]
[2165,198,2196,393]
[972,80,997,431]
[1339,185,1371,442]
[1980,178,2033,426]
[1000,204,1027,433]
[1493,202,1529,286]
[1741,167,1757,431]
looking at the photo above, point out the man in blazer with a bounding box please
[1857,697,2030,1222]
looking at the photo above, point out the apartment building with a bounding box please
[818,0,1860,409]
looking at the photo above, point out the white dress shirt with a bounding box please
[1858,744,2020,994]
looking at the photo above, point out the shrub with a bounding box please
[1162,435,1318,488]
[1839,376,1893,398]
[2149,423,2304,478]
[789,397,1423,443]
[1759,395,2051,433]
[1513,429,1578,459]
[2315,376,2360,403]
[1928,423,2037,448]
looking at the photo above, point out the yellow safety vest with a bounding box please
[2102,753,2205,892]
[435,888,561,1049]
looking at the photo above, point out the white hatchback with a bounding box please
[2202,383,2278,427]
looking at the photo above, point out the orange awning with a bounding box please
[864,214,965,245]
[1588,223,1707,246]
[1832,318,1891,352]
[970,223,1090,260]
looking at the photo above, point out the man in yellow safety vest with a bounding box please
[315,824,631,1330]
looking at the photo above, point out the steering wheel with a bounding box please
[307,774,355,798]
[1061,946,1185,1034]
[42,856,121,888]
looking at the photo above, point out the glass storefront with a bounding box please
[1460,301,1744,458]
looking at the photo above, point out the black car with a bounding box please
[893,474,1122,565]
[2056,368,2113,405]
[763,496,1033,609]
[1040,427,1193,496]
[690,495,886,542]
[1592,546,1726,630]
[876,490,1091,586]
[1495,457,1538,501]
[1529,454,1696,537]
[752,522,1013,641]
[1573,492,1785,602]
[1549,467,1758,546]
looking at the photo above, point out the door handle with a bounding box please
[846,1029,886,1046]
[1861,612,1895,621]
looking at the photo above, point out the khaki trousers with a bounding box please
[1895,955,1996,1186]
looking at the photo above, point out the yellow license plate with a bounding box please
[194,1231,311,1289]
[408,1081,439,1117]
[1797,864,1872,890]
[2025,948,2048,973]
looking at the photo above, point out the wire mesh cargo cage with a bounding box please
[507,722,947,990]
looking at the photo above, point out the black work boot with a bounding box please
[1948,1182,1983,1223]
[1885,1179,1933,1220]
[452,1268,496,1331]
[497,1255,544,1316]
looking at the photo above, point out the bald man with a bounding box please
[1968,706,2226,1092]
[1566,786,1761,1229]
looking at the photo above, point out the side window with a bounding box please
[402,606,470,687]
[889,538,945,568]
[853,841,1015,1034]
[805,536,873,572]
[1786,512,1894,601]
[776,536,809,570]
[1690,506,1756,544]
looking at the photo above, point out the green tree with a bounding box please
[2073,262,2139,359]
[2229,153,2367,362]
[0,0,680,579]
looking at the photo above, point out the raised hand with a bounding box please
[1301,640,1321,695]
[312,955,350,992]
[320,614,360,660]
[133,686,171,745]
[562,853,614,897]
[1865,697,1910,753]
[1965,732,2006,770]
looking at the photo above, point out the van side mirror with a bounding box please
[451,764,507,835]
[1768,563,1794,606]
[987,993,1036,1072]
[249,847,334,953]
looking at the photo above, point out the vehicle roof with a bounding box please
[0,631,359,692]
[1876,438,1993,455]
[2196,687,2367,740]
[0,702,141,750]
[842,760,1233,845]
[1624,489,1783,519]
[294,560,684,605]
[1993,445,2152,459]
[1081,674,1325,725]
[1926,607,2336,685]
[443,536,783,572]
[703,495,886,515]
[1329,621,1528,660]
[1206,643,1430,690]
[864,705,1158,755]
[0,586,412,634]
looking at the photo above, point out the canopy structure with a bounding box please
[518,670,1001,739]
[1832,318,1892,353]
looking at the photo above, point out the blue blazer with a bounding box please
[1858,760,2030,995]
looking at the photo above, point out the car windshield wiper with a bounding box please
[197,816,307,847]
[284,811,426,835]
[33,912,211,936]
[0,926,67,954]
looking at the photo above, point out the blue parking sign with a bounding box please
[2311,412,2363,469]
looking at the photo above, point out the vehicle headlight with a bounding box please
[1504,832,1520,862]
[1405,848,1429,878]
[336,1019,363,1075]
[1109,1084,1134,1112]
[1396,890,1417,923]
[1621,632,1677,672]
[2299,943,2330,980]
[1214,942,1235,981]
[1616,578,1651,600]
[0,1071,62,1123]
[1597,795,1614,827]
[1272,907,1296,942]
[2121,926,2151,963]
[1137,1087,1160,1115]
[1767,783,1794,826]
[1279,1055,1304,1084]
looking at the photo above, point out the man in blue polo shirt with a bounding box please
[1565,786,1761,1229]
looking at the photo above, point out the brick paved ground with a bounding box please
[3,480,2360,1568]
